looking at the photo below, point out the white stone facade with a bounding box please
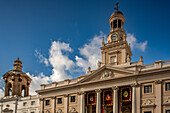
[0,95,40,113]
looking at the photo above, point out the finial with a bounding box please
[14,57,23,71]
[114,2,119,11]
[88,67,91,72]
[139,56,143,62]
[97,61,101,68]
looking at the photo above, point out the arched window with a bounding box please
[118,19,122,28]
[113,20,117,28]
[8,83,12,96]
[21,85,26,97]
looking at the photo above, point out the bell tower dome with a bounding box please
[3,58,31,97]
[101,2,132,66]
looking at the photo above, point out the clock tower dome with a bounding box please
[101,2,132,66]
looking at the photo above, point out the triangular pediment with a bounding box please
[78,65,135,83]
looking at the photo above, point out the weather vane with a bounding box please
[114,2,119,11]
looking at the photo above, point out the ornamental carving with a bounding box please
[69,107,77,113]
[57,109,63,113]
[100,70,113,79]
[143,99,154,105]
[165,97,170,103]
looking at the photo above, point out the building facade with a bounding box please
[36,3,170,113]
[0,58,40,113]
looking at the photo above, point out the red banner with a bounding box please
[120,87,131,102]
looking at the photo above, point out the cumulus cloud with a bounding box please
[0,89,4,98]
[0,77,4,98]
[75,31,106,72]
[35,49,49,66]
[27,72,50,95]
[48,41,73,81]
[127,33,148,52]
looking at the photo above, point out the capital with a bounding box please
[77,91,85,95]
[50,96,56,99]
[112,86,119,90]
[95,89,102,93]
[131,83,139,87]
[64,94,69,97]
[155,80,162,84]
[40,98,44,101]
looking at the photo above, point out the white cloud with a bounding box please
[0,89,4,98]
[127,33,148,52]
[75,31,106,72]
[48,41,73,81]
[0,77,4,98]
[27,72,50,95]
[35,49,49,66]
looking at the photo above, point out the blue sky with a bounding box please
[0,0,170,95]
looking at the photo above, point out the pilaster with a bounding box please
[64,94,69,113]
[155,80,162,113]
[112,86,119,113]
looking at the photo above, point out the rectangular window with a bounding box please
[31,101,35,105]
[166,82,170,91]
[144,111,152,113]
[45,100,50,106]
[23,102,27,106]
[71,96,76,103]
[57,98,62,104]
[144,85,152,93]
[166,110,170,113]
[110,56,116,63]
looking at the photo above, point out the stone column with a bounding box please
[136,84,141,113]
[131,83,137,113]
[155,80,162,113]
[51,97,56,113]
[79,91,85,113]
[95,89,102,113]
[40,98,44,113]
[112,86,119,113]
[64,94,69,113]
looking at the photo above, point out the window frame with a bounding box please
[166,110,170,113]
[70,96,76,103]
[45,100,50,106]
[23,102,27,106]
[165,82,170,91]
[144,85,152,94]
[31,101,35,105]
[57,98,62,104]
[142,83,154,95]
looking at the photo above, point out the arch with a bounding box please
[8,83,12,96]
[113,20,117,28]
[21,85,26,97]
[118,19,122,28]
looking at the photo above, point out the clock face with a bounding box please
[111,34,117,40]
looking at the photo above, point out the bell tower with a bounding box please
[101,2,132,66]
[3,58,31,97]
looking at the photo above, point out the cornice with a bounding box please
[36,66,170,94]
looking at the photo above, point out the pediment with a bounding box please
[79,66,135,83]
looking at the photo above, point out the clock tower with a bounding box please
[101,2,132,66]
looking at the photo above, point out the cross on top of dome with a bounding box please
[114,2,120,11]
